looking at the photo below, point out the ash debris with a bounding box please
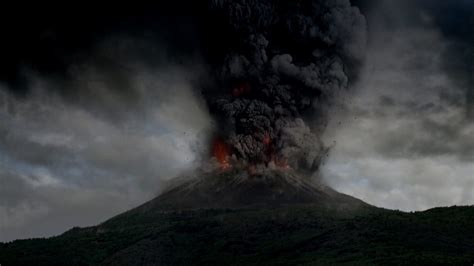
[200,0,367,172]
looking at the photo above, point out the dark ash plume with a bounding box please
[201,0,366,171]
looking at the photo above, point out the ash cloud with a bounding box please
[0,0,368,241]
[0,1,370,241]
[0,1,367,173]
[201,0,366,170]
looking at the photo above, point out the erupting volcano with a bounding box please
[166,0,366,208]
[157,0,367,208]
[199,0,366,177]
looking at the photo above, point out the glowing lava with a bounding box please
[262,132,271,146]
[211,129,290,173]
[232,83,250,97]
[212,138,231,170]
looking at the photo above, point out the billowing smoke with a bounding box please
[0,1,366,241]
[0,0,366,174]
[200,0,366,172]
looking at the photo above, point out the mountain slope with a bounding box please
[131,169,369,211]
[0,171,473,265]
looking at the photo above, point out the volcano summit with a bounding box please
[132,169,369,211]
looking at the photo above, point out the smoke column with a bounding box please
[199,0,366,172]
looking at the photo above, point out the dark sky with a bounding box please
[1,0,473,242]
[0,3,204,95]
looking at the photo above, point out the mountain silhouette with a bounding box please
[1,170,473,265]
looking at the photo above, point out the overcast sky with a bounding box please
[0,57,213,242]
[322,0,474,211]
[1,1,473,242]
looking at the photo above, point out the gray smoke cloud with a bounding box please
[202,0,366,171]
[0,1,368,242]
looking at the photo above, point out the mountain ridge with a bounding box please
[1,170,473,265]
[130,169,370,211]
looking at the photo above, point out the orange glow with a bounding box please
[232,83,250,97]
[211,133,290,172]
[212,138,231,169]
[262,132,271,146]
[274,157,290,170]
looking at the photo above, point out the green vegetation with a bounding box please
[1,205,473,265]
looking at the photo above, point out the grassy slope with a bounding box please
[0,205,473,265]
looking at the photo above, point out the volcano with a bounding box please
[2,171,474,265]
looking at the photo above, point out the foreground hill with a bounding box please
[1,170,473,265]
